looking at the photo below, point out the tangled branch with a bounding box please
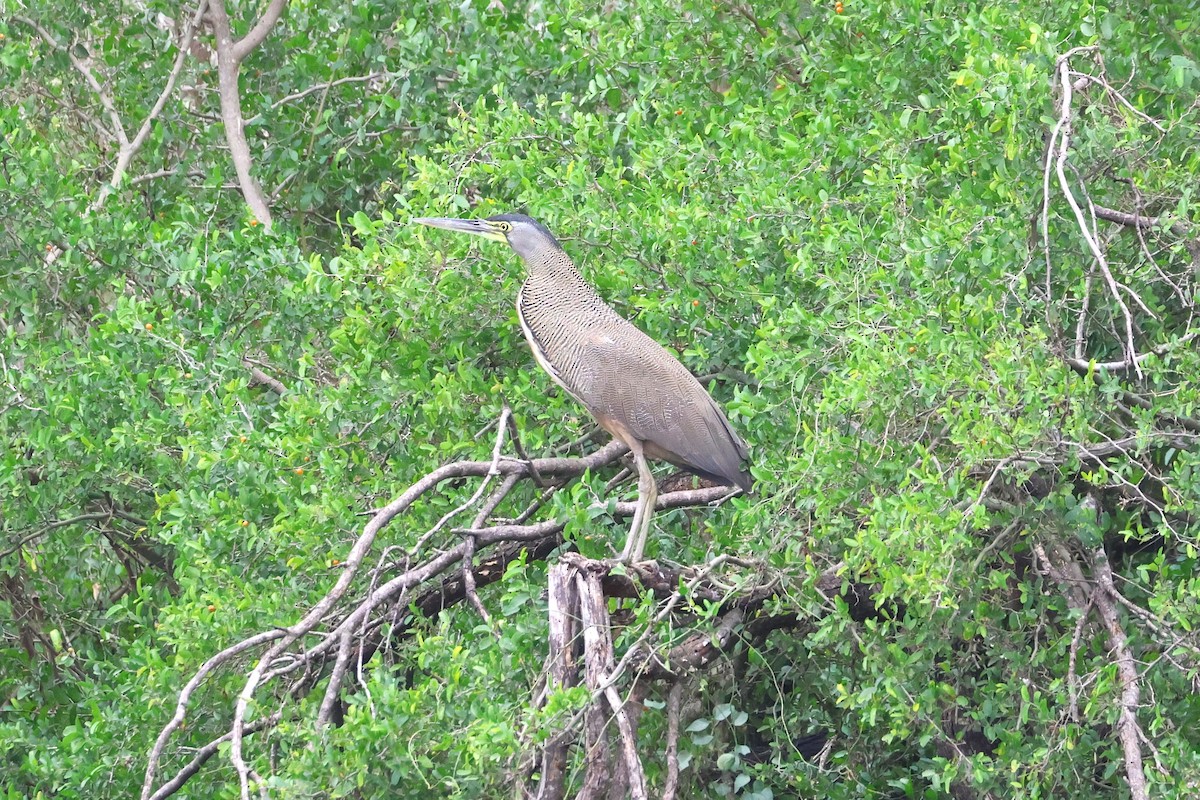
[1033,540,1167,800]
[140,409,750,800]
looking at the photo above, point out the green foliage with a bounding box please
[3,0,1200,797]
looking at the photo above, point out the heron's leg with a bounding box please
[619,444,658,563]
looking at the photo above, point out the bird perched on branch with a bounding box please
[414,214,750,562]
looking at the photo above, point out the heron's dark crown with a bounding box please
[487,213,562,249]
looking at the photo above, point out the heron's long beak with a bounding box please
[412,217,507,242]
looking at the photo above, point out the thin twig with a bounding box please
[268,71,402,110]
[505,406,546,487]
[0,511,116,560]
[959,456,1014,519]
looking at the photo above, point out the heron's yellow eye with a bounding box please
[497,221,512,233]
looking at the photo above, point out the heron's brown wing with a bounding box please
[557,320,750,491]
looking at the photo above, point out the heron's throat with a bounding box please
[519,247,587,285]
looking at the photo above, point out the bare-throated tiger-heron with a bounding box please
[414,214,751,562]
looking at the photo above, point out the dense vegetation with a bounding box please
[3,1,1199,797]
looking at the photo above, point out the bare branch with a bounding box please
[1040,46,1098,327]
[1050,55,1142,377]
[1093,202,1200,282]
[959,456,1014,519]
[637,607,746,681]
[102,1,209,208]
[130,169,208,186]
[1075,73,1166,133]
[15,6,209,210]
[147,713,281,800]
[313,624,354,729]
[1063,360,1200,434]
[1034,541,1158,800]
[0,511,120,560]
[140,628,289,800]
[242,358,287,394]
[1094,204,1180,233]
[455,485,734,545]
[143,423,755,799]
[1064,330,1199,373]
[1067,599,1092,723]
[1107,577,1200,669]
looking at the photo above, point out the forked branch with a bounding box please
[14,6,208,209]
[207,0,286,229]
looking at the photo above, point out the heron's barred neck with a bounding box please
[522,247,590,285]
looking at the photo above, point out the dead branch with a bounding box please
[637,607,746,683]
[142,408,762,799]
[1093,203,1192,239]
[129,169,209,186]
[0,511,117,560]
[147,714,281,800]
[1064,359,1200,434]
[1067,601,1091,723]
[1039,46,1096,326]
[1091,548,1152,797]
[311,407,517,745]
[524,548,789,799]
[578,679,613,799]
[1094,201,1200,275]
[1106,578,1200,671]
[1033,541,1155,800]
[14,16,130,147]
[1039,47,1200,405]
[226,408,519,799]
[267,70,403,110]
[140,627,290,800]
[1048,50,1142,376]
[577,571,648,800]
[1065,326,1198,370]
[536,564,580,800]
